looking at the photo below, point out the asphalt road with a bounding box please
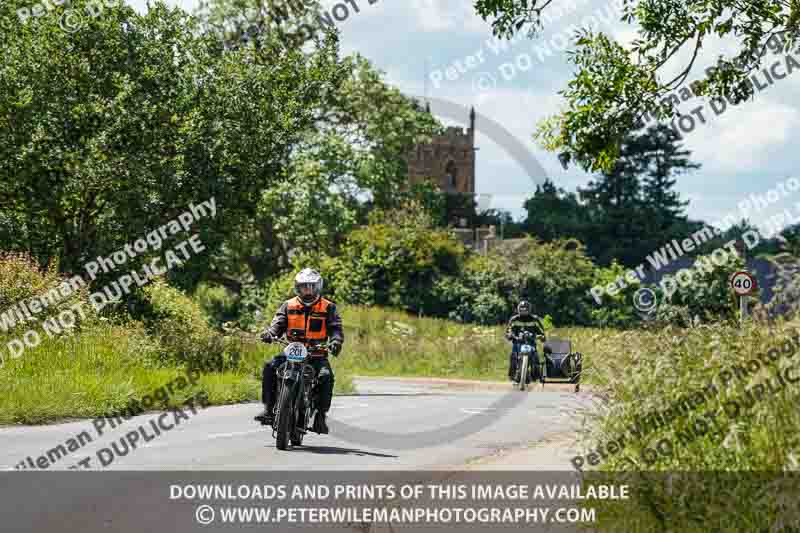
[1,378,593,471]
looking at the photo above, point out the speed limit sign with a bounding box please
[730,271,757,295]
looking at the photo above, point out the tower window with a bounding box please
[445,161,457,188]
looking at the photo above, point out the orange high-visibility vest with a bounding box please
[286,296,331,341]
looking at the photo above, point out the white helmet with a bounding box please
[294,268,323,305]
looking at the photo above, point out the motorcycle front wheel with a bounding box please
[518,355,528,391]
[290,393,307,446]
[275,383,294,451]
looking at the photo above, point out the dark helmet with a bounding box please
[294,268,323,306]
[517,300,532,316]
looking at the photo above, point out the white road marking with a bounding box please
[206,429,263,440]
[134,412,372,450]
[460,408,498,415]
[330,402,369,409]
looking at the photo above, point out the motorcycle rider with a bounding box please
[254,268,344,434]
[504,300,546,383]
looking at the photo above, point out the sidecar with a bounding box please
[531,338,583,392]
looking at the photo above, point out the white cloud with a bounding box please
[403,0,484,32]
[685,98,798,174]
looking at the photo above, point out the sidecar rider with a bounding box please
[254,268,344,434]
[504,300,546,382]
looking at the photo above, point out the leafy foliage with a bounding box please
[0,252,96,334]
[193,283,241,328]
[780,223,800,256]
[577,125,697,266]
[476,0,800,170]
[197,0,328,51]
[523,179,589,242]
[208,54,442,286]
[0,0,344,283]
[652,251,747,326]
[134,280,237,370]
[525,126,698,268]
[589,261,643,328]
[324,203,467,315]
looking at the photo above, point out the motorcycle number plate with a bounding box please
[285,342,308,362]
[520,345,533,353]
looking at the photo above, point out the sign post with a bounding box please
[730,271,758,326]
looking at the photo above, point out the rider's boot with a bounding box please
[254,404,275,425]
[313,411,329,434]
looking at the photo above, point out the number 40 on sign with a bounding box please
[731,271,757,326]
[731,271,757,296]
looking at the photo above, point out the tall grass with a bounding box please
[575,317,800,531]
[335,306,510,380]
[335,306,599,383]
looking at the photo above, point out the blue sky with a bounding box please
[132,0,800,228]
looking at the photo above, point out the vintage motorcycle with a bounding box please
[511,330,544,391]
[271,336,331,450]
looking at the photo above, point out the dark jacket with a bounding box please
[504,313,545,341]
[265,297,345,345]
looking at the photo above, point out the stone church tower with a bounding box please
[406,105,476,197]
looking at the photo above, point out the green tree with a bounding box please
[318,55,442,209]
[589,261,643,328]
[447,237,598,326]
[475,0,800,171]
[579,125,696,266]
[196,0,328,51]
[0,0,344,286]
[637,125,696,227]
[323,202,467,316]
[781,223,800,256]
[522,179,588,242]
[653,251,747,326]
[206,55,443,288]
[579,151,646,267]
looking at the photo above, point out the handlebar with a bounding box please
[267,335,337,355]
[509,332,546,342]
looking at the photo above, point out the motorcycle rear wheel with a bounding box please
[275,384,294,451]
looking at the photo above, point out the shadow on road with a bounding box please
[337,393,442,397]
[289,446,398,458]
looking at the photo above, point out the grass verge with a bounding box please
[574,317,800,531]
